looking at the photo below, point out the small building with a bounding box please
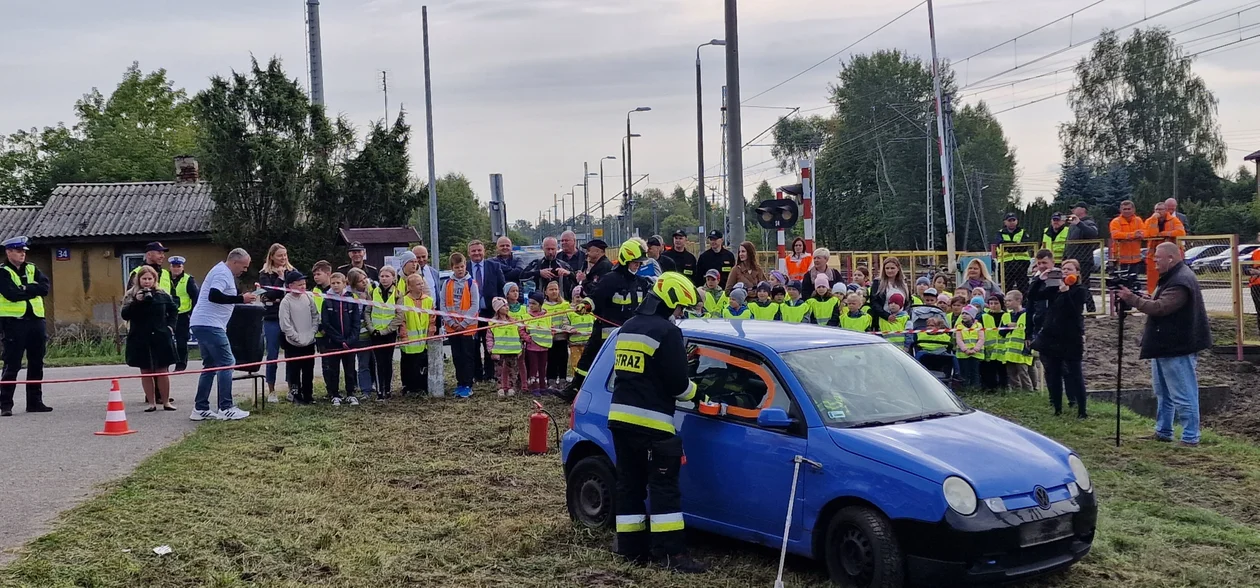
[0,172,226,326]
[338,226,423,270]
[1246,149,1260,201]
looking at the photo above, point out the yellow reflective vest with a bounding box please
[490,323,523,355]
[955,322,983,359]
[778,300,811,323]
[0,264,44,318]
[171,273,195,314]
[131,265,172,293]
[879,313,909,348]
[839,311,872,333]
[748,300,781,321]
[400,295,433,354]
[1003,312,1034,366]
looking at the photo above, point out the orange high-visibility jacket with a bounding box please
[1145,212,1185,241]
[1109,214,1147,264]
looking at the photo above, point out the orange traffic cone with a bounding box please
[95,379,136,436]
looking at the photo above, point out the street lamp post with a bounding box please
[621,134,641,238]
[570,185,581,231]
[626,106,651,238]
[697,39,725,237]
[599,155,616,238]
[581,169,598,238]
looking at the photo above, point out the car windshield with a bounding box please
[782,344,970,427]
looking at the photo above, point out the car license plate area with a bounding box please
[1019,515,1073,548]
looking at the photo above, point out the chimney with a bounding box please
[174,155,199,183]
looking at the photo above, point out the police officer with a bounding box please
[0,236,52,416]
[130,242,173,292]
[605,271,706,573]
[1041,212,1069,263]
[991,213,1030,293]
[562,239,652,402]
[168,256,199,371]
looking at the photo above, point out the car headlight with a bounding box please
[1069,455,1092,492]
[943,476,977,515]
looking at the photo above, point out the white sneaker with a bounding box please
[507,389,517,397]
[286,390,295,402]
[332,397,342,407]
[347,396,360,406]
[267,393,279,404]
[497,389,506,397]
[189,409,222,421]
[219,406,250,420]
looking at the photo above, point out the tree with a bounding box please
[1053,158,1101,211]
[308,112,420,234]
[1060,28,1226,194]
[1223,166,1257,205]
[0,63,199,204]
[412,173,491,264]
[193,57,353,265]
[771,115,832,172]
[953,102,1018,251]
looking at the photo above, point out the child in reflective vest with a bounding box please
[749,282,781,320]
[955,305,985,388]
[398,274,435,397]
[522,291,551,395]
[1002,290,1034,390]
[486,297,524,397]
[839,292,872,332]
[503,282,529,321]
[568,286,594,376]
[542,280,571,388]
[778,280,812,323]
[700,269,728,317]
[721,287,752,319]
[981,294,1009,391]
[879,292,910,351]
[808,275,840,327]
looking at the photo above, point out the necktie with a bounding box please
[475,263,483,287]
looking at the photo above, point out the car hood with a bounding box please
[828,411,1073,498]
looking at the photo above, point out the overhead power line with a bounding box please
[741,0,926,104]
[959,0,1111,63]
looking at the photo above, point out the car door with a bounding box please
[676,341,810,545]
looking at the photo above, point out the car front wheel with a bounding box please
[824,506,905,588]
[566,455,616,530]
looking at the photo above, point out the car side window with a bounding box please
[681,341,798,428]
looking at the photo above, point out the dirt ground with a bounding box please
[1081,315,1260,441]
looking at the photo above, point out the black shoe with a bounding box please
[657,553,708,574]
[1,409,11,417]
[619,553,652,567]
[1077,412,1088,419]
[175,364,187,372]
[27,405,52,413]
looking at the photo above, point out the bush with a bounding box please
[1185,201,1260,238]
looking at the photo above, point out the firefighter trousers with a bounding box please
[612,426,686,559]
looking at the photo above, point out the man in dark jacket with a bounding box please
[1118,242,1211,446]
[695,230,736,288]
[662,230,698,285]
[319,273,361,404]
[557,230,586,273]
[520,236,574,295]
[578,239,614,290]
[1065,203,1100,312]
[492,236,524,283]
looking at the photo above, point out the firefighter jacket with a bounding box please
[607,306,697,436]
[586,266,651,330]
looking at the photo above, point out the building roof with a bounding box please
[0,206,43,240]
[1245,149,1260,162]
[29,181,213,240]
[338,226,422,245]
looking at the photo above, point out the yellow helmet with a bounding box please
[652,271,699,309]
[618,239,648,265]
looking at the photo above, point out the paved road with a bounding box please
[0,361,233,564]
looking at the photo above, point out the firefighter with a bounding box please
[605,271,706,573]
[561,239,652,401]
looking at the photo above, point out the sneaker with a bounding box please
[507,389,517,397]
[455,386,473,398]
[1179,440,1201,448]
[190,409,222,421]
[1142,433,1173,443]
[286,391,295,402]
[267,394,279,404]
[1,409,13,417]
[332,397,342,407]
[497,389,506,397]
[658,553,708,574]
[347,396,360,406]
[219,406,250,420]
[375,394,385,402]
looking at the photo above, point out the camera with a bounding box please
[1106,267,1140,292]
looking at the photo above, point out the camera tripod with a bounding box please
[1112,294,1131,448]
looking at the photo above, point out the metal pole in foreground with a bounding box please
[927,0,957,275]
[724,0,745,246]
[696,40,724,238]
[421,5,444,397]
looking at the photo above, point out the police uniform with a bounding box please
[167,256,198,371]
[994,217,1030,293]
[0,237,51,415]
[606,272,705,572]
[564,240,651,401]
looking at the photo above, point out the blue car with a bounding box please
[562,320,1097,587]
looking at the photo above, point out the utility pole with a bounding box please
[421,5,443,397]
[927,0,957,275]
[583,162,591,238]
[724,0,745,246]
[306,0,325,106]
[720,86,728,235]
[381,70,389,122]
[926,112,934,249]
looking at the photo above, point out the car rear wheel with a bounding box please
[566,455,615,530]
[824,506,905,588]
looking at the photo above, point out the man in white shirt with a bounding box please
[189,248,258,421]
[412,245,441,307]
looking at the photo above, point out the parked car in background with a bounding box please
[1194,245,1259,272]
[1183,244,1228,266]
[563,320,1097,587]
[1220,245,1260,272]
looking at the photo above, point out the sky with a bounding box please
[2,0,1258,231]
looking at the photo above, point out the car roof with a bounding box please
[679,319,885,353]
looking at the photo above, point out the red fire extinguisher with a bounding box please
[529,400,555,454]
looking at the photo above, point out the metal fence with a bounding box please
[996,239,1107,316]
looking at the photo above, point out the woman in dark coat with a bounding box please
[1029,258,1089,418]
[121,266,179,412]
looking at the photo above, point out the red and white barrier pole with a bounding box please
[776,188,787,273]
[799,158,815,254]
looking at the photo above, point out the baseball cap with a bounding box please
[1051,212,1063,220]
[923,287,939,297]
[707,230,723,240]
[145,241,169,252]
[583,239,608,251]
[1003,213,1018,221]
[646,236,662,247]
[704,269,720,280]
[284,269,307,285]
[672,229,687,238]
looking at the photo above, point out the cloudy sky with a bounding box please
[2,0,1258,229]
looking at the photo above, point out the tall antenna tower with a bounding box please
[381,70,389,122]
[306,0,325,106]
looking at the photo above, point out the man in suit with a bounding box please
[467,240,505,382]
[412,245,442,309]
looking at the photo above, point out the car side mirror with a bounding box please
[756,407,793,428]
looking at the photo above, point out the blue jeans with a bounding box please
[957,358,981,388]
[192,326,236,412]
[263,320,282,387]
[355,343,375,394]
[1152,354,1201,443]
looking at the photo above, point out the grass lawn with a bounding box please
[5,384,1260,587]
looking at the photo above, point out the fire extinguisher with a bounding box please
[528,400,559,454]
